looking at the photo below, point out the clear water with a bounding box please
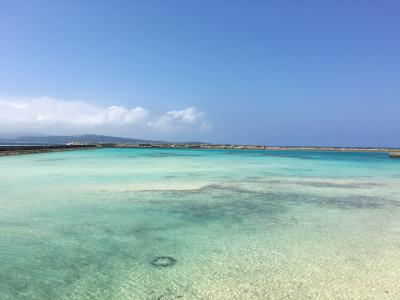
[1,148,400,299]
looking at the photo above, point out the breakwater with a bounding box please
[0,144,99,156]
[1,143,399,157]
[389,152,400,159]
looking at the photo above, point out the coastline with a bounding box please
[1,143,400,158]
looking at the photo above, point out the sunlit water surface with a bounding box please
[1,148,400,299]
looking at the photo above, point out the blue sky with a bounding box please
[0,0,399,146]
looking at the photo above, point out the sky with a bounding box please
[0,0,399,146]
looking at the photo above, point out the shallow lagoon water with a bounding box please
[1,148,400,299]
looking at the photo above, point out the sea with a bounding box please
[1,148,399,299]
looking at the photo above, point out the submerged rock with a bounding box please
[150,256,177,268]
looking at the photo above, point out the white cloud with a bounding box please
[0,96,209,135]
[148,107,206,130]
[104,105,147,125]
[0,97,147,127]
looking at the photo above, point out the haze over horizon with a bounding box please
[1,1,399,147]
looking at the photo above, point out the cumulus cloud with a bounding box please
[148,107,206,130]
[0,96,209,134]
[0,97,147,127]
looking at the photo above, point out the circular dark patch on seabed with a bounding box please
[150,256,177,268]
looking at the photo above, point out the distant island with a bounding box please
[0,134,165,145]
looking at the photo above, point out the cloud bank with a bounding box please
[0,96,210,136]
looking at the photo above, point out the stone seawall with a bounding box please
[1,143,399,158]
[389,152,400,159]
[0,145,99,156]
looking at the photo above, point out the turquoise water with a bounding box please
[1,148,400,299]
